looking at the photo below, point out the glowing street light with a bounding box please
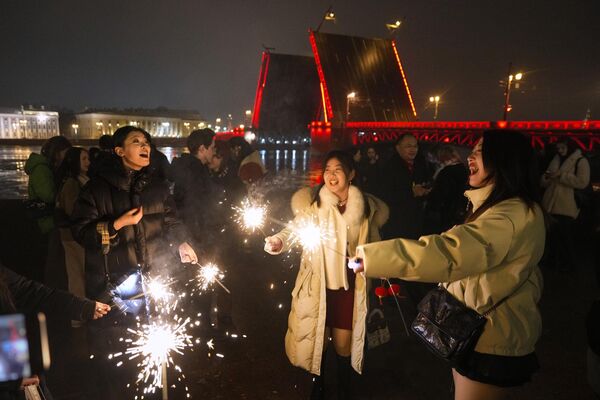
[316,6,335,32]
[429,95,441,120]
[502,62,524,121]
[245,110,252,116]
[346,91,356,122]
[71,123,79,136]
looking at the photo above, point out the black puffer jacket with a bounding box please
[71,158,187,302]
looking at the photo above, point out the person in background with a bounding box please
[351,130,544,400]
[206,140,246,333]
[361,146,382,197]
[228,136,266,185]
[70,126,196,400]
[540,138,590,271]
[55,147,91,327]
[24,136,72,283]
[87,134,114,179]
[380,133,434,306]
[380,134,433,240]
[424,144,469,234]
[0,261,109,400]
[265,150,388,399]
[25,136,72,235]
[170,129,217,332]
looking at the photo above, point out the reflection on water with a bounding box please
[0,145,320,199]
[0,146,40,199]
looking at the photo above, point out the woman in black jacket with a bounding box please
[70,126,197,399]
[0,263,109,400]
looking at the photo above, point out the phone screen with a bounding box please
[0,314,30,381]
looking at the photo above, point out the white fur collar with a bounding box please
[318,185,364,228]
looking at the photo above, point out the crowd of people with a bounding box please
[3,126,597,399]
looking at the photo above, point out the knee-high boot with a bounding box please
[336,354,356,400]
[310,351,327,400]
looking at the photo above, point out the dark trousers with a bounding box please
[544,214,577,271]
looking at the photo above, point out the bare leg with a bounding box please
[331,328,352,356]
[452,369,509,400]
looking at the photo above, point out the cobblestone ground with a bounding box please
[0,199,598,400]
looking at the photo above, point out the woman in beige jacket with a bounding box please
[265,150,388,399]
[351,130,545,400]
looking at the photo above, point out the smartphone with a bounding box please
[0,313,50,382]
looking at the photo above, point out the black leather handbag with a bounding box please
[411,283,523,363]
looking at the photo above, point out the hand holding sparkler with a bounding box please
[178,241,198,264]
[264,236,283,254]
[348,257,364,273]
[93,301,111,319]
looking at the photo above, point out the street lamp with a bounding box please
[71,123,79,137]
[502,62,524,121]
[346,92,356,122]
[429,96,440,120]
[316,5,335,32]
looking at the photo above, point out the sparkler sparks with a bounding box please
[290,218,329,252]
[123,316,193,395]
[144,276,174,303]
[233,198,268,233]
[194,263,230,294]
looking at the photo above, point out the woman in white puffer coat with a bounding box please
[265,150,388,399]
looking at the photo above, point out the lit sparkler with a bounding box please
[144,276,174,303]
[233,198,268,234]
[194,263,230,294]
[123,316,193,399]
[290,218,329,252]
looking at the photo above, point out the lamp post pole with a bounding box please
[429,96,440,120]
[502,62,523,121]
[346,92,356,123]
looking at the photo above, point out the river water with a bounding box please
[0,145,321,199]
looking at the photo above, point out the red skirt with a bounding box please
[325,268,355,330]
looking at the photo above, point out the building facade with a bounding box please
[72,111,206,139]
[0,107,60,139]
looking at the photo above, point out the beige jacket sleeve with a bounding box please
[357,211,515,283]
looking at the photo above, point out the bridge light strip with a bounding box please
[391,40,417,119]
[251,51,271,129]
[309,30,334,121]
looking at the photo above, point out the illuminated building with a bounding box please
[73,109,206,139]
[0,106,59,139]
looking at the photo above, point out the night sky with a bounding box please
[1,0,599,123]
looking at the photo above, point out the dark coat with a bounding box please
[71,158,186,302]
[380,153,433,239]
[0,264,95,399]
[171,154,214,247]
[424,163,469,234]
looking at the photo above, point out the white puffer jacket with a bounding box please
[268,185,388,374]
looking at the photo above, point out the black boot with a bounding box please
[336,354,356,400]
[310,351,327,400]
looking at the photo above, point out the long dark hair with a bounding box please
[466,130,540,222]
[311,150,370,217]
[56,147,87,188]
[41,135,72,171]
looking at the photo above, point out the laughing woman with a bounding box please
[264,150,388,399]
[70,126,197,400]
[351,130,545,400]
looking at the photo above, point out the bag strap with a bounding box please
[481,269,533,317]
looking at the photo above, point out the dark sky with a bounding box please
[1,0,599,123]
